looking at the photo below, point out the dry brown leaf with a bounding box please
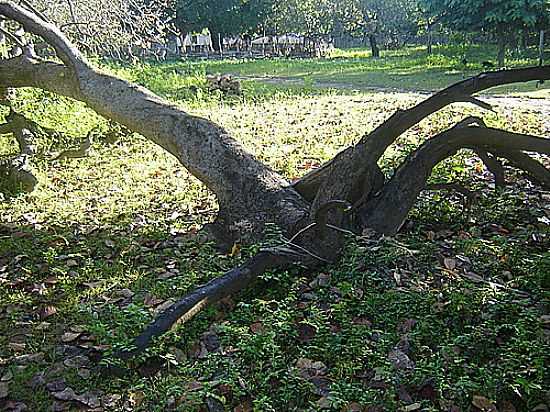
[74,391,101,408]
[250,321,264,334]
[352,316,372,326]
[39,306,57,319]
[61,332,81,343]
[233,399,253,412]
[344,402,363,412]
[443,257,457,270]
[388,349,415,370]
[229,243,241,257]
[52,387,77,401]
[297,322,317,343]
[462,272,484,283]
[472,395,497,411]
[500,400,516,412]
[3,401,28,412]
[143,293,164,307]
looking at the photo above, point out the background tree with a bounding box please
[25,0,176,59]
[421,0,550,66]
[176,0,275,49]
[336,0,418,56]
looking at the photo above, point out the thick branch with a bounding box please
[476,149,506,187]
[293,66,550,201]
[0,56,78,97]
[118,247,310,360]
[358,125,550,234]
[495,150,550,188]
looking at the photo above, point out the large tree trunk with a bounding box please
[210,29,223,52]
[1,0,549,360]
[497,32,507,68]
[369,34,380,58]
[426,23,433,55]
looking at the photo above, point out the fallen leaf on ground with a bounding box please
[443,257,457,270]
[52,387,77,401]
[0,381,9,398]
[61,332,81,343]
[472,395,497,411]
[297,322,317,343]
[388,349,415,370]
[39,306,57,319]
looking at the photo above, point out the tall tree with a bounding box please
[421,0,550,66]
[176,0,275,49]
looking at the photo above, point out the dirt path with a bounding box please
[238,75,550,115]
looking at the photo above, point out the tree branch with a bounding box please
[476,149,506,187]
[117,247,312,360]
[0,0,88,69]
[494,150,550,188]
[358,124,549,235]
[293,66,550,201]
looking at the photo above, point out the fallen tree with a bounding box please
[0,1,549,360]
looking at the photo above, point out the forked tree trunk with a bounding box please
[1,0,549,360]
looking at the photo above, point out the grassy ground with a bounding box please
[0,46,549,411]
[117,44,550,98]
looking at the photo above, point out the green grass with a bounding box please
[112,44,550,99]
[0,45,549,411]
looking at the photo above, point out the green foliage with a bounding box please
[420,0,550,34]
[176,0,274,35]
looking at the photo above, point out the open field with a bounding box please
[120,45,550,98]
[1,46,549,411]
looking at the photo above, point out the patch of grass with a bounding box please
[0,51,548,411]
[110,44,550,98]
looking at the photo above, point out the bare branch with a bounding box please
[476,149,506,187]
[0,0,89,69]
[495,150,550,188]
[0,25,23,46]
[458,96,495,112]
[18,0,50,22]
[293,66,550,201]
